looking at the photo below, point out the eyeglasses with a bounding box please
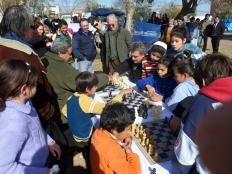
[108,24,115,27]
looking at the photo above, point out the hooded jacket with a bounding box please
[173,77,232,174]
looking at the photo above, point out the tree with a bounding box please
[0,0,27,15]
[160,2,181,18]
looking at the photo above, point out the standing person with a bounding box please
[89,16,108,73]
[51,14,60,34]
[173,17,190,42]
[0,5,56,123]
[187,17,200,46]
[72,18,96,73]
[52,19,71,45]
[161,18,174,48]
[0,60,61,174]
[199,14,211,51]
[105,14,132,74]
[211,16,225,53]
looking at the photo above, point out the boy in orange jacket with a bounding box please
[90,103,141,174]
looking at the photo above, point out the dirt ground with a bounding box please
[70,32,232,174]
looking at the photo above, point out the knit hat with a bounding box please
[153,41,167,51]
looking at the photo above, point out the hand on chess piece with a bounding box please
[150,92,163,102]
[109,72,120,85]
[122,136,133,153]
[119,88,132,96]
[146,84,155,96]
[169,116,181,133]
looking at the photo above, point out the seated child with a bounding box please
[165,59,199,111]
[0,60,61,174]
[141,41,167,79]
[136,56,178,101]
[172,54,232,174]
[90,103,141,174]
[62,72,130,144]
[111,42,146,83]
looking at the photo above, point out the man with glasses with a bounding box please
[105,14,132,74]
[72,18,96,72]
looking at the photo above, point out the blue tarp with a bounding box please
[91,8,125,17]
[221,18,232,32]
[133,22,161,44]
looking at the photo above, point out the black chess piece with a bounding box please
[150,168,156,174]
[122,95,127,102]
[138,103,148,119]
[109,91,112,97]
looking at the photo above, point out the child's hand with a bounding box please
[123,136,132,152]
[110,72,119,85]
[146,84,155,96]
[119,88,132,96]
[169,116,181,133]
[150,93,163,102]
[48,142,61,160]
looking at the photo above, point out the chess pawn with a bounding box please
[141,134,147,146]
[153,152,159,161]
[134,107,139,118]
[148,144,154,156]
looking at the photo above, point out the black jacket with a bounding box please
[115,58,142,83]
[211,22,225,38]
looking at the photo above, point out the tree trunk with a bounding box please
[176,0,198,19]
[125,0,135,33]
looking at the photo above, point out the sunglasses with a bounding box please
[108,24,115,27]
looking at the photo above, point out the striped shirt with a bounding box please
[141,55,158,79]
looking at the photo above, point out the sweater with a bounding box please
[136,75,178,100]
[90,129,141,174]
[115,57,142,83]
[0,100,53,174]
[72,29,96,61]
[173,77,232,174]
[141,55,158,79]
[62,92,123,142]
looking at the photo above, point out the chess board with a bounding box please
[133,119,177,164]
[100,85,146,108]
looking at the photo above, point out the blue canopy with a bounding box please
[91,8,125,17]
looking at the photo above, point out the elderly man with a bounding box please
[105,14,132,74]
[0,5,56,122]
[46,38,108,123]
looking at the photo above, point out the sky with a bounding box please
[54,0,210,16]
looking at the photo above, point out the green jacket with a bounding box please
[105,28,132,69]
[45,51,108,122]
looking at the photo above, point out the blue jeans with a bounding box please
[78,60,94,73]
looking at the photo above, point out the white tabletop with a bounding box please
[94,76,175,174]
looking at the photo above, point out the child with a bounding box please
[52,19,71,45]
[62,72,130,145]
[172,54,232,174]
[141,41,167,79]
[165,59,199,111]
[90,103,141,174]
[136,57,177,101]
[166,30,203,59]
[0,60,61,174]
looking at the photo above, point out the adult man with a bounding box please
[111,42,146,83]
[0,5,55,123]
[211,16,225,53]
[72,18,96,72]
[45,38,108,123]
[199,14,211,51]
[105,14,132,74]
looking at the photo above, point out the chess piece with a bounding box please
[150,168,156,174]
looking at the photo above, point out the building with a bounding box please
[44,5,60,17]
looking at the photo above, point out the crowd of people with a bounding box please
[0,4,231,174]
